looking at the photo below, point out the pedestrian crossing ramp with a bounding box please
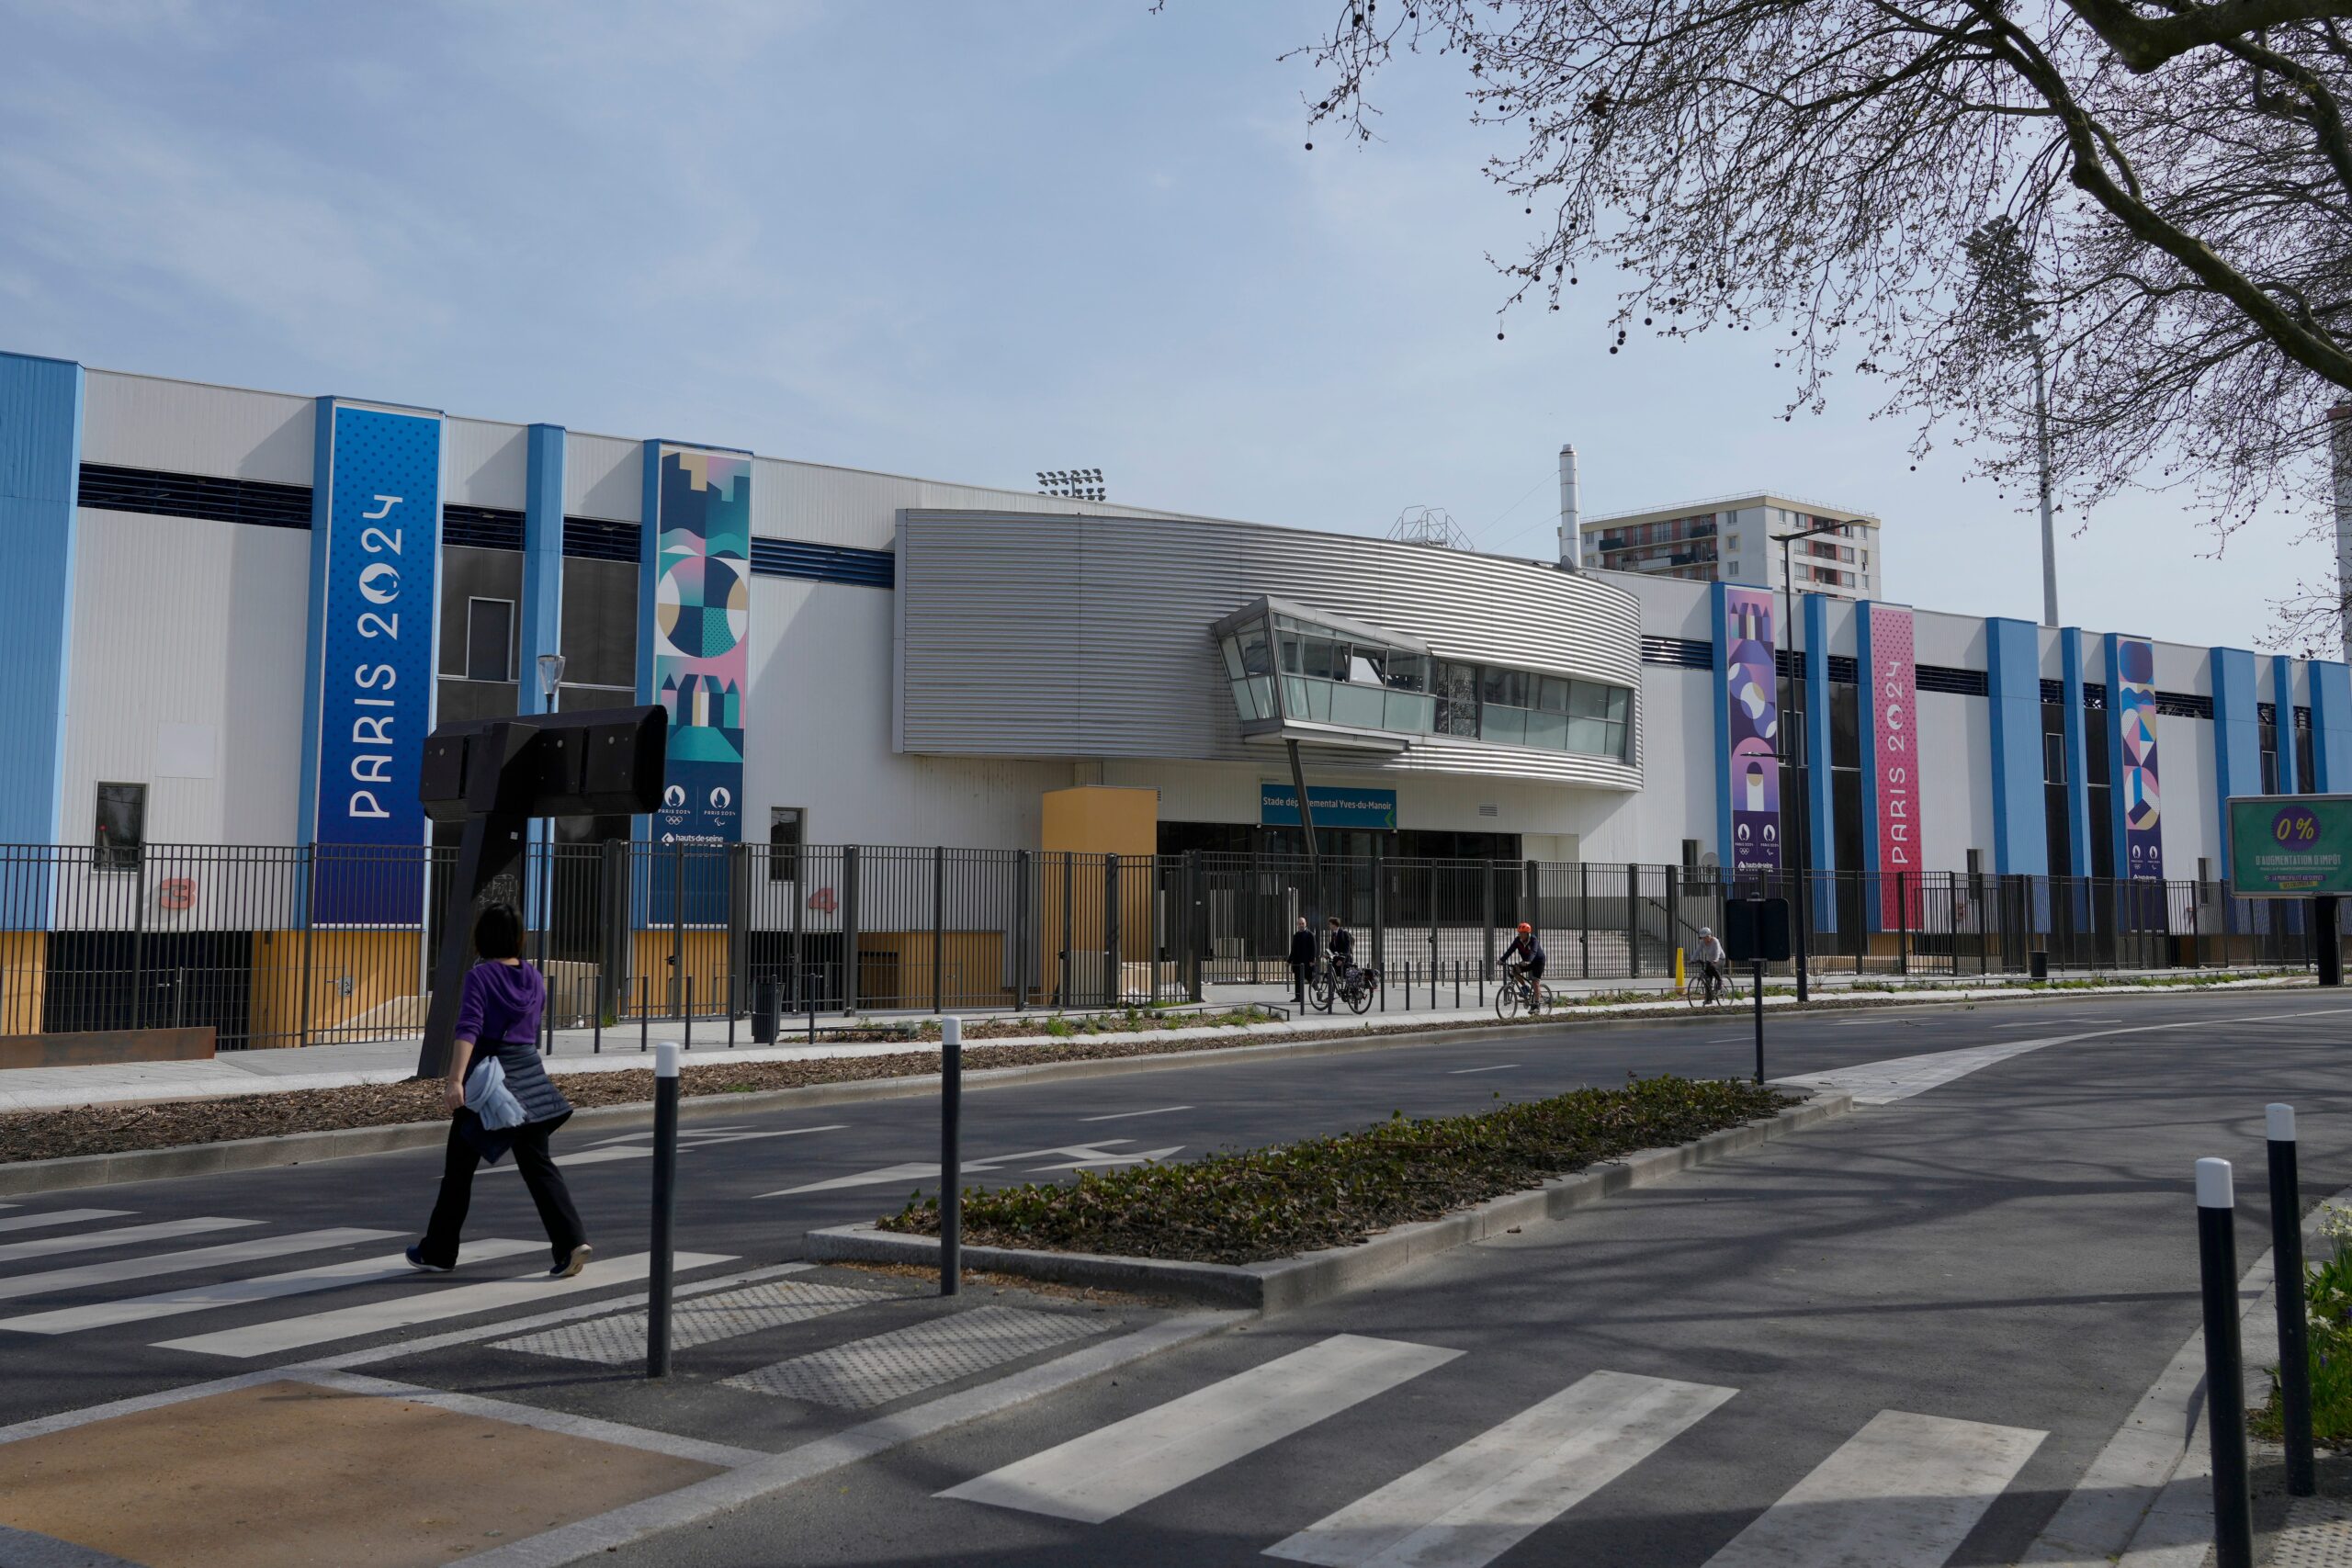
[0,1201,732,1358]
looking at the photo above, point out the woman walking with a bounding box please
[408,903,593,1279]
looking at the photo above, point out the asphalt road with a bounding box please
[4,986,2346,1566]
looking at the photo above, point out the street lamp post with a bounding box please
[1772,518,1849,1004]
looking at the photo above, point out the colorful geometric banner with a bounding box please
[2115,635,2165,880]
[310,403,441,925]
[639,446,748,926]
[1722,586,1781,875]
[1866,604,1919,926]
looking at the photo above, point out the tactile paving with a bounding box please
[721,1305,1105,1410]
[2275,1494,2352,1567]
[491,1279,887,1364]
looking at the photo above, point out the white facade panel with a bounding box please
[1916,691,1993,873]
[62,510,310,847]
[564,433,641,521]
[443,418,527,511]
[81,370,314,485]
[2169,716,2218,874]
[1913,609,1984,671]
[751,458,1184,552]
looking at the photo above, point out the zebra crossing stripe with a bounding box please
[1699,1409,2045,1567]
[939,1334,1462,1524]
[0,1239,541,1335]
[0,1228,397,1304]
[154,1250,738,1359]
[0,1216,254,1265]
[1266,1370,1738,1568]
[0,1208,131,1235]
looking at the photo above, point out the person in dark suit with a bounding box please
[1286,916,1317,1005]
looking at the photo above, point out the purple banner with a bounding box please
[2116,635,2165,879]
[1724,586,1781,874]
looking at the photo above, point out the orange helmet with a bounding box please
[1517,922,1532,934]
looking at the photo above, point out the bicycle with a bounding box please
[1682,964,1739,1008]
[1494,962,1551,1019]
[1311,962,1379,1015]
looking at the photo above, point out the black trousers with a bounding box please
[1290,961,1311,1004]
[419,1118,586,1269]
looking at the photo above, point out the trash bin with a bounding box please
[751,978,779,1044]
[2028,950,2049,981]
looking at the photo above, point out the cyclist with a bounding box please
[1499,921,1546,1005]
[1695,925,1728,1002]
[1325,916,1356,985]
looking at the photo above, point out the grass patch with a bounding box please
[2253,1203,2352,1447]
[877,1074,1793,1266]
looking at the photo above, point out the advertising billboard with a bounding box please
[2115,635,2165,880]
[310,403,441,925]
[1865,604,1919,926]
[1722,586,1781,875]
[2227,795,2352,897]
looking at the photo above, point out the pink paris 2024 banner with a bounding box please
[1868,604,1920,928]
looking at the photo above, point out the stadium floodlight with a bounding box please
[1037,466,1107,502]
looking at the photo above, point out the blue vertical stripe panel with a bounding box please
[1710,581,1734,867]
[0,352,83,852]
[2211,649,2262,869]
[1985,617,2049,875]
[519,424,565,716]
[2274,654,2300,792]
[296,397,335,843]
[1803,593,1836,930]
[2060,629,2092,875]
[2315,662,2352,791]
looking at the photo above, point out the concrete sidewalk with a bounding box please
[0,972,2306,1115]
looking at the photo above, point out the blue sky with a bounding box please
[0,0,2313,649]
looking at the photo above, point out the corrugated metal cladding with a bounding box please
[751,457,1200,551]
[898,510,1644,789]
[563,433,640,522]
[443,418,527,510]
[80,370,314,485]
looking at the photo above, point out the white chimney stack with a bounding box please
[1558,443,1580,569]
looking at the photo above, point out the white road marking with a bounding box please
[503,1125,847,1172]
[939,1334,1462,1524]
[1267,1370,1737,1568]
[760,1141,1144,1197]
[1080,1106,1194,1123]
[1700,1409,2043,1567]
[1446,1065,1521,1076]
[0,1228,399,1304]
[1026,1146,1182,1171]
[0,1239,540,1334]
[154,1249,738,1359]
[0,1208,130,1235]
[0,1216,255,1265]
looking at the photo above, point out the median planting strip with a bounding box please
[808,1077,1844,1312]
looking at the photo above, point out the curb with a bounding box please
[804,1089,1857,1313]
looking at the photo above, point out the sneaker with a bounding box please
[548,1243,593,1280]
[405,1245,452,1274]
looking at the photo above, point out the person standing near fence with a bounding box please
[1287,916,1316,1005]
[408,903,593,1279]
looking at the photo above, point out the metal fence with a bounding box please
[0,842,2329,1050]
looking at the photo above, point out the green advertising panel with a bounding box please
[2228,795,2352,897]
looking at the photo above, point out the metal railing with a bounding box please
[0,843,2327,1050]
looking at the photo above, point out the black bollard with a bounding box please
[2269,1104,2316,1496]
[647,1041,679,1379]
[1752,958,1767,1085]
[940,1015,962,1297]
[2198,1157,2254,1568]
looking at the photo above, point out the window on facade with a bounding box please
[465,598,515,683]
[560,558,640,699]
[96,782,145,871]
[1433,660,1480,737]
[768,807,804,882]
[2300,725,2318,792]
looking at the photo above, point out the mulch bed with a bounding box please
[877,1075,1794,1265]
[0,1031,1353,1166]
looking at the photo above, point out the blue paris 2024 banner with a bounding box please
[646,446,751,925]
[311,404,440,926]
